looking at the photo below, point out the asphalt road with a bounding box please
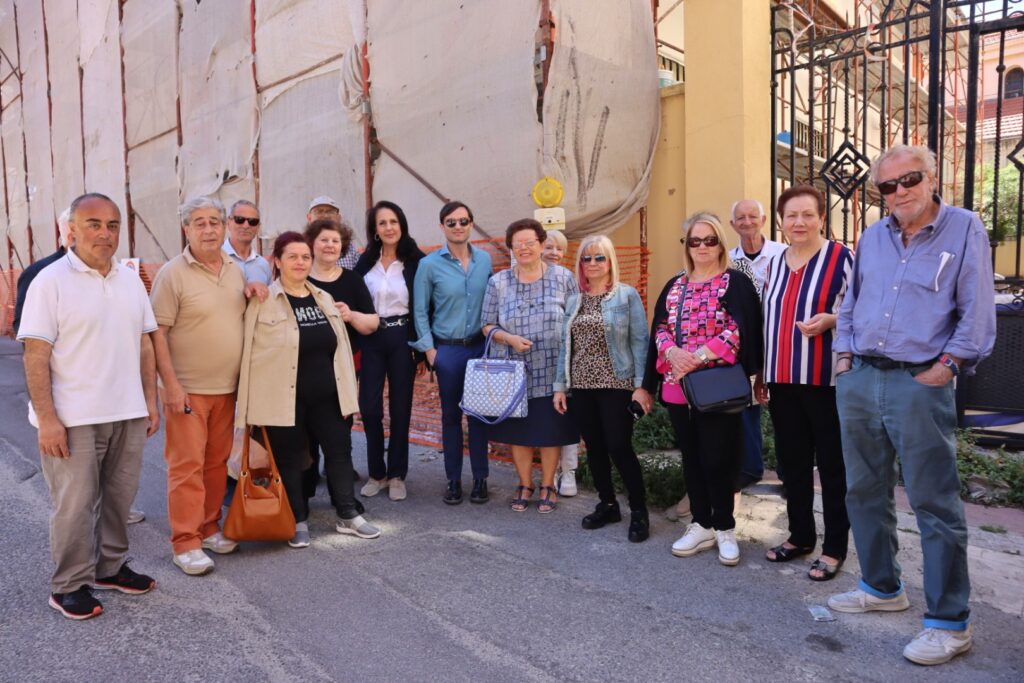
[0,338,1021,682]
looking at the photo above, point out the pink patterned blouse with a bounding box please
[654,273,740,404]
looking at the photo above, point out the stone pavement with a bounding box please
[0,337,1022,682]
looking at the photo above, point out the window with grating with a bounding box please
[1007,67,1024,99]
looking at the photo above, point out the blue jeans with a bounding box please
[433,342,489,481]
[738,404,764,488]
[836,357,969,630]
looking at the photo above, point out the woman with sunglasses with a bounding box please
[553,236,652,541]
[236,232,380,548]
[642,211,762,566]
[481,219,579,514]
[353,201,426,501]
[757,185,853,581]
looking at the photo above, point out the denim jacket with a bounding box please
[553,283,649,392]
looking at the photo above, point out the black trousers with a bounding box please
[767,382,849,559]
[666,403,740,530]
[266,394,358,523]
[571,389,646,512]
[358,323,417,480]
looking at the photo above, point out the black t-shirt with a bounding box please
[309,270,376,348]
[286,293,337,401]
[743,248,762,261]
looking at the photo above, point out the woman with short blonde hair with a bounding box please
[680,212,732,275]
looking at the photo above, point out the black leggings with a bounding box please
[571,389,646,512]
[767,383,849,559]
[265,394,357,522]
[358,323,417,480]
[666,403,741,530]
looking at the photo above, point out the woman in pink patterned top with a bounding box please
[642,212,763,567]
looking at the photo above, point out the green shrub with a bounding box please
[954,431,1024,507]
[761,408,777,471]
[631,402,676,452]
[576,449,685,509]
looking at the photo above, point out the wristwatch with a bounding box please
[694,347,710,365]
[938,353,960,377]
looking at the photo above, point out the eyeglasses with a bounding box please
[683,235,720,248]
[444,217,472,228]
[876,171,925,195]
[581,254,608,263]
[512,239,540,251]
[231,216,260,227]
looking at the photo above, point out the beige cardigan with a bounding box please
[235,280,359,427]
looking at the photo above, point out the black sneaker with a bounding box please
[443,480,463,505]
[95,562,156,595]
[49,586,103,620]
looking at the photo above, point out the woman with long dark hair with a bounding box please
[353,201,427,501]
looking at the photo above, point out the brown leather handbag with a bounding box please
[224,426,296,542]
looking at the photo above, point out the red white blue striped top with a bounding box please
[762,240,854,386]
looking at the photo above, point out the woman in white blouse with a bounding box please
[353,201,426,501]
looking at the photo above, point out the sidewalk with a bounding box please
[733,472,1024,618]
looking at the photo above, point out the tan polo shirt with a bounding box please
[150,247,247,394]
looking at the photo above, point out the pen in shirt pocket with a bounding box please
[934,251,954,292]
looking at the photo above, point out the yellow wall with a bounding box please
[610,83,686,303]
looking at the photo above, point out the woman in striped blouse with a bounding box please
[756,185,853,581]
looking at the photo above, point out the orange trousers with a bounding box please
[164,393,235,554]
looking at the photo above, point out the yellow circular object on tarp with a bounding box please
[531,177,564,208]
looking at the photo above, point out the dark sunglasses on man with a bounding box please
[876,170,924,196]
[681,235,720,248]
[444,217,472,228]
[231,215,261,227]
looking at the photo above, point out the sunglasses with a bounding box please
[581,254,608,263]
[444,217,472,228]
[231,216,260,227]
[877,171,924,195]
[682,235,720,248]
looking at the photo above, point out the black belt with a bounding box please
[856,355,935,371]
[380,314,409,328]
[435,334,484,346]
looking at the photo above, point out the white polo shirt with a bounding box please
[17,249,158,428]
[729,238,788,293]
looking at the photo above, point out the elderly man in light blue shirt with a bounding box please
[223,200,272,285]
[830,145,996,666]
[412,200,493,505]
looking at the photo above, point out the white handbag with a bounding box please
[459,328,529,424]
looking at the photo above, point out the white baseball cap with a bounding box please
[308,196,341,212]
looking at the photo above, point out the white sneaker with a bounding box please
[903,625,973,666]
[201,531,239,554]
[716,529,740,566]
[360,478,388,497]
[126,509,145,525]
[558,470,578,497]
[173,549,214,576]
[827,588,911,614]
[336,515,381,539]
[388,478,407,501]
[671,523,716,557]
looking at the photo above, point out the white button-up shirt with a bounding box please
[364,260,409,317]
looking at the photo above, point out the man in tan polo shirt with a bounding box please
[151,196,267,576]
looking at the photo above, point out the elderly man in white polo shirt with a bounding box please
[18,192,160,621]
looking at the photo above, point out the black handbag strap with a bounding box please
[673,277,688,348]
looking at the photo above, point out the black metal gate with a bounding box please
[770,0,1024,286]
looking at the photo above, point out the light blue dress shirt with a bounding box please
[411,244,493,351]
[223,239,272,285]
[834,198,996,373]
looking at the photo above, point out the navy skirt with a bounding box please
[487,396,579,447]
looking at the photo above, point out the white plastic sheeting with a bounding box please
[2,0,658,275]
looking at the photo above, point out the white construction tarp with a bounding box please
[44,0,85,231]
[79,0,129,258]
[123,0,181,260]
[1,0,28,270]
[177,0,258,200]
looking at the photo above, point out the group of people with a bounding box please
[16,144,996,667]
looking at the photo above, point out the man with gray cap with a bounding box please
[308,196,359,268]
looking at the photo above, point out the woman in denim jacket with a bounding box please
[554,235,653,542]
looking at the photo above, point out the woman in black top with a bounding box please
[302,219,378,506]
[353,201,426,501]
[241,232,379,548]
